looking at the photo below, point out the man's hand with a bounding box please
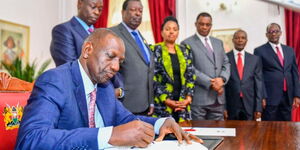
[293,97,300,108]
[254,112,262,120]
[0,72,11,89]
[108,120,155,148]
[155,118,203,144]
[262,99,266,109]
[217,87,224,96]
[210,78,224,92]
[223,110,228,120]
[147,105,154,116]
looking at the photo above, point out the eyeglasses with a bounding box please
[267,30,281,34]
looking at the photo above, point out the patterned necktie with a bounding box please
[88,89,96,128]
[237,52,243,97]
[131,31,149,64]
[204,37,215,62]
[88,27,94,34]
[276,46,287,91]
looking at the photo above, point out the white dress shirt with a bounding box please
[269,42,284,58]
[196,32,214,51]
[233,49,245,66]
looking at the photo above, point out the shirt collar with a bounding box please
[78,60,97,95]
[196,32,209,42]
[122,22,138,33]
[233,49,245,56]
[268,42,281,49]
[75,16,94,33]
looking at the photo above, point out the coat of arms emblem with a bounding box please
[3,104,23,130]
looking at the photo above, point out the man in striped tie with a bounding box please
[254,23,300,121]
[16,29,202,150]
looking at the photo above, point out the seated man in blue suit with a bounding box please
[16,29,201,149]
[50,0,124,99]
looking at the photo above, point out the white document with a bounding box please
[182,127,236,136]
[105,141,208,150]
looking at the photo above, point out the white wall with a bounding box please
[177,0,286,53]
[0,0,78,69]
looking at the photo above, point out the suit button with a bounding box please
[215,67,217,70]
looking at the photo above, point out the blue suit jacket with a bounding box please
[50,17,87,67]
[254,43,300,105]
[49,16,123,91]
[15,61,157,150]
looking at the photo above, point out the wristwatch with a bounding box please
[118,88,124,99]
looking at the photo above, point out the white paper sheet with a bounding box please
[182,127,236,136]
[105,140,208,150]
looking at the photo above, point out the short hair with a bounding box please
[161,16,179,31]
[233,29,247,39]
[266,23,281,33]
[122,0,141,10]
[196,12,212,22]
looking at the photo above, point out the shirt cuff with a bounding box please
[150,104,154,107]
[154,118,167,135]
[97,126,113,149]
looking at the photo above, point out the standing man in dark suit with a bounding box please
[225,30,263,120]
[50,0,124,99]
[50,0,103,67]
[254,23,300,121]
[110,0,154,115]
[181,12,230,120]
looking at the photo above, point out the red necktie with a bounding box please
[276,46,287,91]
[237,53,243,80]
[237,52,243,97]
[88,89,96,128]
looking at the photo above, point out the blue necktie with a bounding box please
[131,31,149,64]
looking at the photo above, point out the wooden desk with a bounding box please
[180,120,300,150]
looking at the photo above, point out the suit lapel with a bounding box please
[96,83,113,126]
[265,43,283,70]
[242,52,251,81]
[228,51,240,80]
[282,45,289,71]
[193,35,215,64]
[71,61,89,126]
[70,17,89,55]
[118,23,149,65]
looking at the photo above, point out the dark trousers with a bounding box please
[262,92,291,121]
[229,97,252,120]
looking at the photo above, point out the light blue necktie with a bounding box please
[131,31,149,64]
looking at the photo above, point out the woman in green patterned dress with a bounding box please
[151,16,196,122]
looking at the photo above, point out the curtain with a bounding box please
[94,0,109,28]
[285,9,300,122]
[148,0,176,43]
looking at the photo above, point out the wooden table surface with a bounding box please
[180,120,300,150]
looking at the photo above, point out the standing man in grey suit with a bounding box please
[225,30,263,120]
[110,0,154,115]
[181,12,230,120]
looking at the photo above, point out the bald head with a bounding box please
[80,28,125,84]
